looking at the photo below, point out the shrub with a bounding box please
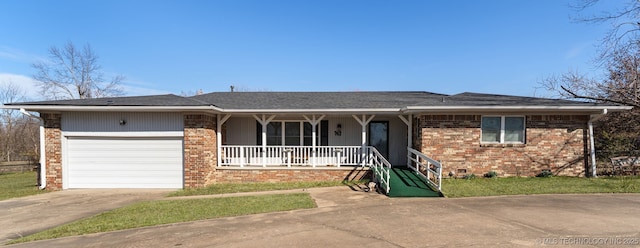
[462,174,477,180]
[484,171,498,178]
[536,170,553,178]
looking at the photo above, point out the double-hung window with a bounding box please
[258,120,328,146]
[481,116,525,143]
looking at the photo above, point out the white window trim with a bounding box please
[481,116,526,144]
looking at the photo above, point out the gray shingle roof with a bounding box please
[411,92,601,107]
[189,91,447,109]
[7,94,210,106]
[4,91,619,111]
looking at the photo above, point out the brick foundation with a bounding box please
[212,167,371,183]
[416,115,589,177]
[183,114,217,188]
[42,113,62,190]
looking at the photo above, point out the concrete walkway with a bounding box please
[6,187,640,247]
[0,189,171,244]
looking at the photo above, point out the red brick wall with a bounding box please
[213,167,371,183]
[42,113,62,190]
[417,115,589,177]
[183,114,217,188]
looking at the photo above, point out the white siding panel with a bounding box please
[327,116,408,165]
[225,117,256,145]
[66,137,183,188]
[388,117,408,165]
[62,112,183,132]
[327,116,362,146]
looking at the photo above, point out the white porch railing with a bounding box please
[220,145,365,167]
[221,145,393,195]
[407,147,442,191]
[367,147,391,195]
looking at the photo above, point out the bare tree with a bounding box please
[179,89,204,97]
[540,0,640,107]
[32,42,125,100]
[542,43,640,108]
[0,82,38,162]
[570,0,640,61]
[1,82,23,161]
[539,1,640,164]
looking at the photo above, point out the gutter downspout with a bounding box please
[20,109,46,190]
[588,109,608,178]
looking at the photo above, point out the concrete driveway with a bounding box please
[0,189,170,244]
[6,187,640,248]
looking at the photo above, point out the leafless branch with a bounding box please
[0,82,38,162]
[31,41,125,100]
[560,85,640,107]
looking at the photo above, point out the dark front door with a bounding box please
[369,121,389,159]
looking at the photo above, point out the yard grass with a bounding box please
[0,172,44,201]
[169,180,368,197]
[10,193,316,244]
[443,176,640,198]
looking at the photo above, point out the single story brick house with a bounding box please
[3,91,631,191]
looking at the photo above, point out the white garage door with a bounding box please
[66,137,183,188]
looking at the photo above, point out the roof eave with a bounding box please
[2,105,223,112]
[401,105,633,114]
[4,104,632,115]
[219,108,402,114]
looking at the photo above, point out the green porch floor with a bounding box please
[387,166,443,197]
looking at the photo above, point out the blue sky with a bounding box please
[0,0,617,100]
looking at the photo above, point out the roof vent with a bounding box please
[442,97,445,103]
[106,100,114,105]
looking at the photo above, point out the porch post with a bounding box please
[303,114,325,167]
[353,114,375,167]
[216,114,232,167]
[253,114,276,167]
[398,114,412,167]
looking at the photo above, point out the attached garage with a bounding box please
[60,112,186,189]
[65,137,183,188]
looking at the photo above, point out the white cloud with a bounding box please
[0,45,44,63]
[565,42,593,60]
[0,73,42,101]
[121,83,172,96]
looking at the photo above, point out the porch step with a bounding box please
[387,166,443,197]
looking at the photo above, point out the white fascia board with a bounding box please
[219,108,402,114]
[3,105,223,112]
[6,104,631,115]
[401,105,633,113]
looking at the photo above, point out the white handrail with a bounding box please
[407,147,442,191]
[368,146,391,195]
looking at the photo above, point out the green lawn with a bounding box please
[10,173,640,244]
[0,172,44,201]
[443,176,640,198]
[10,193,316,244]
[169,180,367,197]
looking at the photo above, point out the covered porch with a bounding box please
[216,113,416,167]
[214,111,443,194]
